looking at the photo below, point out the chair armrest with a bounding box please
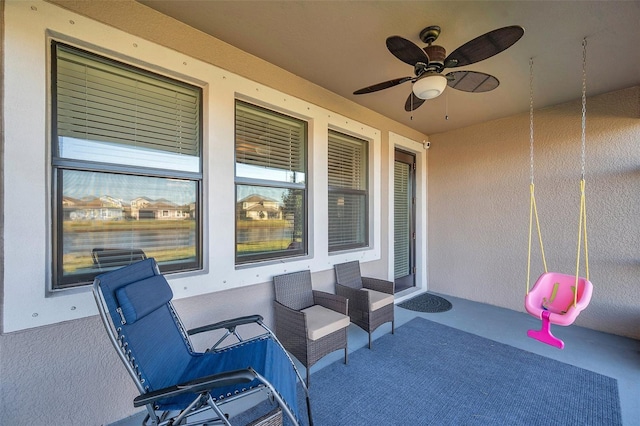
[187,315,264,336]
[273,301,308,339]
[133,368,257,407]
[362,277,395,295]
[312,290,348,315]
[335,284,369,313]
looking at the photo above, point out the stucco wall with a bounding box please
[0,1,425,424]
[429,86,640,339]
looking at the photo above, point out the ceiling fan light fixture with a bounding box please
[413,74,447,100]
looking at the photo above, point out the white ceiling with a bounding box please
[138,1,640,136]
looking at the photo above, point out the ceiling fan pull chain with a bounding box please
[445,91,449,120]
[410,93,414,120]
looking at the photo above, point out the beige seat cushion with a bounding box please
[301,304,350,341]
[363,289,394,311]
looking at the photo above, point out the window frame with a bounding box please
[50,41,204,289]
[234,100,309,265]
[327,129,370,252]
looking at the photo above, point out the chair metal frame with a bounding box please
[273,270,349,386]
[93,259,312,426]
[334,261,395,349]
[92,247,147,270]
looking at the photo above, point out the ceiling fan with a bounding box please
[353,25,525,111]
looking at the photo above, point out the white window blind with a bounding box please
[55,43,200,171]
[328,130,368,251]
[235,101,305,183]
[328,132,366,190]
[394,160,410,278]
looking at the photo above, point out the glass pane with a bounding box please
[328,191,367,251]
[328,131,367,190]
[236,185,305,263]
[55,43,201,173]
[235,101,306,183]
[58,169,198,286]
[58,137,200,173]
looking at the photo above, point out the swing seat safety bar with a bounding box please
[525,272,593,326]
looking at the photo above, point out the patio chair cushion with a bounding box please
[300,305,350,341]
[116,275,173,324]
[363,289,394,311]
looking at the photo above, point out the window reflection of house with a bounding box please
[237,194,283,220]
[131,197,191,220]
[63,196,124,221]
[63,196,191,221]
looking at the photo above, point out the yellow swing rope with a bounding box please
[573,179,589,307]
[527,183,547,295]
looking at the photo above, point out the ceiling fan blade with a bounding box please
[386,36,430,66]
[446,71,499,93]
[353,76,413,95]
[445,26,524,68]
[404,92,426,112]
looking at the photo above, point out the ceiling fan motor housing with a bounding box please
[424,45,446,72]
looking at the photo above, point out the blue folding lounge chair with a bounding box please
[93,258,312,426]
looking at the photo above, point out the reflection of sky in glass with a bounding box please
[236,163,305,184]
[64,170,196,205]
[60,137,199,173]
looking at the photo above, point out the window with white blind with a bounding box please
[51,41,202,288]
[235,101,307,264]
[328,130,368,251]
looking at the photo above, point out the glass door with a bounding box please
[394,149,416,291]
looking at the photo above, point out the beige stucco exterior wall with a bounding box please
[429,86,640,339]
[0,1,424,424]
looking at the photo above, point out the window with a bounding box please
[328,130,368,251]
[235,101,307,264]
[51,42,202,288]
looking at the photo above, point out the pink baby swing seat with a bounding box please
[525,272,593,349]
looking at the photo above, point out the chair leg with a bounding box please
[392,320,395,334]
[344,347,348,364]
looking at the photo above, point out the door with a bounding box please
[394,149,416,291]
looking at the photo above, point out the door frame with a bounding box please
[387,132,428,298]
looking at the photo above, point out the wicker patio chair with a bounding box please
[273,270,350,386]
[334,260,395,349]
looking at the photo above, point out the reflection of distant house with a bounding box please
[130,197,190,220]
[237,194,282,220]
[63,196,124,221]
[63,196,192,221]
